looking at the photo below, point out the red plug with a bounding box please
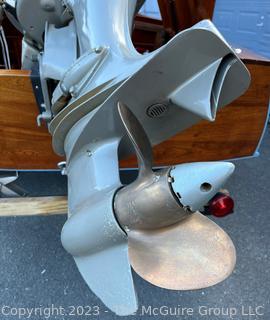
[205,192,234,217]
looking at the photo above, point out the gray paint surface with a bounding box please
[0,129,269,318]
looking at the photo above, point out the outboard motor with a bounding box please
[2,0,250,315]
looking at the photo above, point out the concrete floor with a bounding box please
[0,129,269,319]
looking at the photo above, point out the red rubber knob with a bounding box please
[208,193,234,217]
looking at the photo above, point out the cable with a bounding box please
[0,25,11,68]
[0,31,8,68]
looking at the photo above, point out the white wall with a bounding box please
[213,0,270,58]
[139,0,270,58]
[139,0,161,19]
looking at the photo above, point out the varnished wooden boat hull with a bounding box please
[0,60,269,170]
[0,70,63,169]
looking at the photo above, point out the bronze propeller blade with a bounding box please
[116,101,236,290]
[128,212,236,290]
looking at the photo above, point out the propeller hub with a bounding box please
[114,168,190,231]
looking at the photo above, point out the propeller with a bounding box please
[61,102,236,315]
[115,102,236,291]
